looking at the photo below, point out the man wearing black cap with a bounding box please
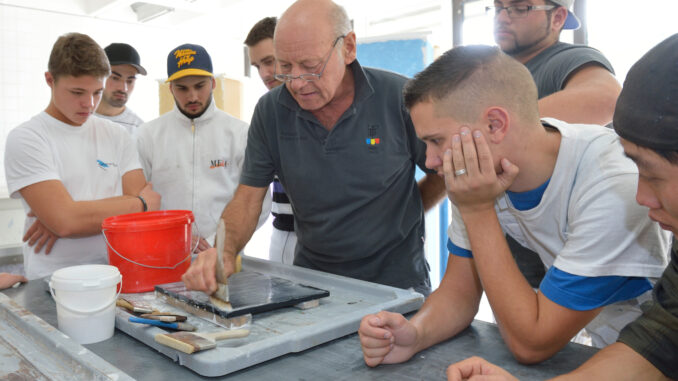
[95,43,146,134]
[135,43,270,251]
[445,34,678,381]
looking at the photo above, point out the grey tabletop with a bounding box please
[3,280,597,380]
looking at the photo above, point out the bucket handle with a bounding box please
[100,215,199,270]
[49,278,122,315]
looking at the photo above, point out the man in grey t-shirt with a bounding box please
[490,0,620,126]
[95,43,146,133]
[182,0,445,295]
[489,0,622,286]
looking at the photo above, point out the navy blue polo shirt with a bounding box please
[241,60,431,289]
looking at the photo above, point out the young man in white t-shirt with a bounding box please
[3,32,160,280]
[358,45,670,365]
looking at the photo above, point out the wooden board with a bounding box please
[154,271,330,318]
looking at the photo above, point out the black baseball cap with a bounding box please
[104,43,147,75]
[613,33,678,150]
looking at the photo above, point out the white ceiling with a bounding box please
[0,0,450,39]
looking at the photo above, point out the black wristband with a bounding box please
[137,195,148,212]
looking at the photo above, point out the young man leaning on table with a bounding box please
[446,33,678,381]
[358,45,671,366]
[3,32,160,280]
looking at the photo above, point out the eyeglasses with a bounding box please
[274,35,345,83]
[485,4,555,18]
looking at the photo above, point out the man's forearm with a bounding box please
[538,65,621,126]
[410,255,483,353]
[221,184,267,259]
[551,343,668,381]
[462,209,556,360]
[31,195,145,238]
[418,174,446,211]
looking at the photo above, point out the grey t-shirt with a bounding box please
[525,41,615,99]
[618,240,678,379]
[241,60,431,290]
[95,107,144,134]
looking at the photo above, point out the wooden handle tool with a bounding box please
[213,218,229,302]
[129,316,196,331]
[211,218,241,307]
[139,313,188,322]
[116,298,153,314]
[154,329,250,354]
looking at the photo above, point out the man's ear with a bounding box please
[342,31,357,64]
[211,77,217,90]
[486,107,510,144]
[45,72,54,88]
[550,6,568,32]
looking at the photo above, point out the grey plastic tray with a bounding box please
[115,256,424,377]
[0,292,134,381]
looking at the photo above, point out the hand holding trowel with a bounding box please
[209,218,242,310]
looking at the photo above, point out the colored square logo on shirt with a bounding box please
[366,138,380,145]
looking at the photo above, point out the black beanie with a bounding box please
[614,33,678,150]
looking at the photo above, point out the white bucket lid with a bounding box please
[51,264,121,291]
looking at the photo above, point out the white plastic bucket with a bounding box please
[49,265,122,344]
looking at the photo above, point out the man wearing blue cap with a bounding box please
[135,44,270,250]
[489,0,623,295]
[95,43,146,133]
[490,0,620,126]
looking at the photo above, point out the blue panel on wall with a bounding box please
[357,38,433,78]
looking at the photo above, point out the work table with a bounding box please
[3,279,597,380]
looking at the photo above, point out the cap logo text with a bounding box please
[174,49,197,68]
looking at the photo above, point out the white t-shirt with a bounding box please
[95,107,144,134]
[448,118,672,346]
[4,112,142,279]
[136,101,270,244]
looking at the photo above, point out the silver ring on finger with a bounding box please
[454,168,467,176]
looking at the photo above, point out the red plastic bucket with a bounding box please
[102,210,194,293]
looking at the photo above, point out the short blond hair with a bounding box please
[405,45,539,124]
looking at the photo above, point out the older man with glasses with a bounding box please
[182,0,446,295]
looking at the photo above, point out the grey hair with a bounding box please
[330,2,352,37]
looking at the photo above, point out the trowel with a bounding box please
[209,218,241,311]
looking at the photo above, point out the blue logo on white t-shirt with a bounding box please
[97,159,118,170]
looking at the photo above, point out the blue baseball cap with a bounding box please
[166,43,213,82]
[550,0,581,30]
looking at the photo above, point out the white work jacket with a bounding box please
[136,100,270,243]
